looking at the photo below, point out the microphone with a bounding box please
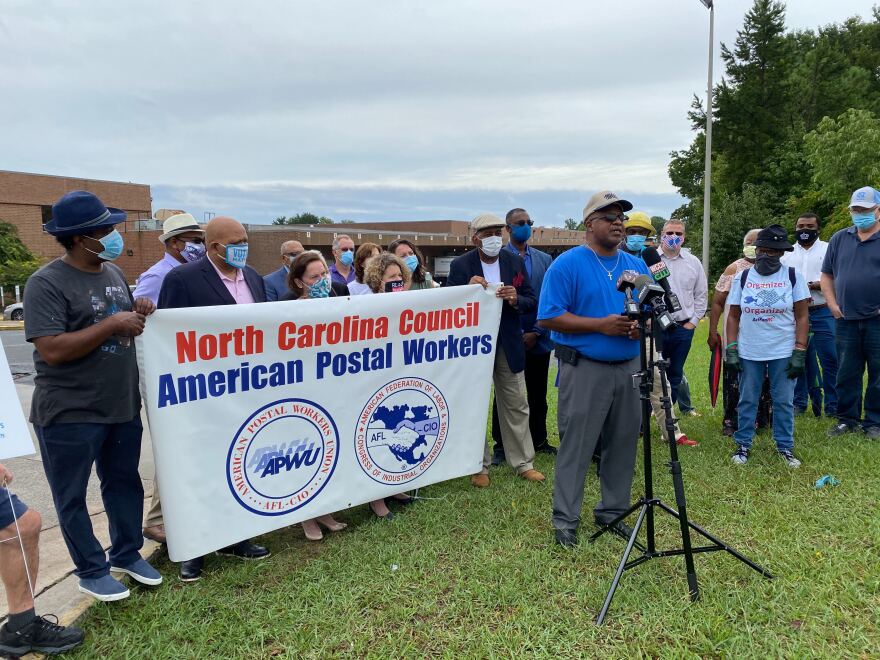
[631,274,676,331]
[641,247,683,313]
[615,270,641,318]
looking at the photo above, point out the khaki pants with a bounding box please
[649,343,684,442]
[144,481,163,528]
[482,347,535,474]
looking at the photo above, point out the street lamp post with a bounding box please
[700,0,714,277]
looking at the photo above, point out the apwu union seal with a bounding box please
[355,377,449,485]
[227,398,339,516]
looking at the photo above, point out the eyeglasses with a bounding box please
[284,252,303,259]
[664,231,684,237]
[337,247,355,252]
[590,213,627,223]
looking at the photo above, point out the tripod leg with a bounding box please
[595,504,648,625]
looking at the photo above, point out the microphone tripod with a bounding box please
[590,304,773,625]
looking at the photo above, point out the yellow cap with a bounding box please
[623,211,654,233]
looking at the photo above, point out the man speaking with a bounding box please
[538,191,649,547]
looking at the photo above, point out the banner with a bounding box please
[0,343,34,460]
[139,284,501,561]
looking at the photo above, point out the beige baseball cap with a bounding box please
[158,213,204,243]
[582,191,633,221]
[470,213,506,234]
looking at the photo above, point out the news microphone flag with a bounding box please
[648,260,670,281]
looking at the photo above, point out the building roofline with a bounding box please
[0,169,149,188]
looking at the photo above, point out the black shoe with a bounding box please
[721,424,735,437]
[490,450,505,466]
[554,528,578,548]
[864,426,880,440]
[827,422,858,437]
[535,444,558,455]
[179,557,204,582]
[0,615,84,656]
[218,540,270,560]
[595,518,634,541]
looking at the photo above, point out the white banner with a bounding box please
[139,285,501,561]
[0,343,34,460]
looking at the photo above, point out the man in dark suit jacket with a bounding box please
[263,240,304,301]
[446,213,545,488]
[156,216,270,582]
[492,208,556,465]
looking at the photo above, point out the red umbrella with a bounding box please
[709,344,722,407]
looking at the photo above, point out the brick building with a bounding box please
[1,170,583,286]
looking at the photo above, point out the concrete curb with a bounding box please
[0,321,24,331]
[19,539,163,660]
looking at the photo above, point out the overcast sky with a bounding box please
[2,0,874,226]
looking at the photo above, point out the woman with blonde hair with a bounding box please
[364,252,411,294]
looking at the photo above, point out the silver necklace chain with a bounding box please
[586,245,621,280]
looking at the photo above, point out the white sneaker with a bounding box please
[778,449,801,469]
[731,446,749,465]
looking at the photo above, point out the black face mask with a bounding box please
[796,229,819,245]
[754,253,782,276]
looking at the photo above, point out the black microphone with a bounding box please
[616,270,641,318]
[641,247,683,313]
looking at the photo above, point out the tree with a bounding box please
[563,218,583,230]
[273,212,334,225]
[0,222,41,288]
[711,184,777,277]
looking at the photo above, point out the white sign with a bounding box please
[138,285,502,561]
[0,343,34,460]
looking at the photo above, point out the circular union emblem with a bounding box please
[355,377,449,485]
[226,398,339,516]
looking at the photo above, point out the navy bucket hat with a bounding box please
[44,190,127,237]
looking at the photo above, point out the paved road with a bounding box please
[1,329,34,382]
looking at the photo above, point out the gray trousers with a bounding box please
[481,346,535,474]
[553,356,640,531]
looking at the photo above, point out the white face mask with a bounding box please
[480,235,503,257]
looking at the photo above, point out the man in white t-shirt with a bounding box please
[781,213,837,418]
[725,225,810,468]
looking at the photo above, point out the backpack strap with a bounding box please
[788,266,796,288]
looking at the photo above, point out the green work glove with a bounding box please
[724,345,740,373]
[787,349,807,379]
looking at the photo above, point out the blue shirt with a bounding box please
[133,253,182,305]
[728,267,810,361]
[329,262,355,285]
[538,246,650,361]
[821,226,880,320]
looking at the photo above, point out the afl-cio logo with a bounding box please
[355,377,449,485]
[227,398,339,516]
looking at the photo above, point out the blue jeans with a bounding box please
[677,374,694,413]
[794,306,838,416]
[835,317,880,430]
[34,416,145,579]
[661,325,695,406]
[734,358,795,451]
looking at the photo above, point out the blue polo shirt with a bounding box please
[821,226,880,320]
[538,246,650,361]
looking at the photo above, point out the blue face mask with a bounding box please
[403,255,419,272]
[626,235,647,252]
[84,229,124,261]
[220,243,248,269]
[852,211,877,230]
[308,276,331,298]
[339,250,354,267]
[510,223,532,243]
[181,241,206,263]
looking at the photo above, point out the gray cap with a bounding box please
[470,213,506,234]
[582,190,633,221]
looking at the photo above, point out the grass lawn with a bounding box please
[71,321,879,658]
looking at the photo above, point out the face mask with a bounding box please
[662,235,683,251]
[510,224,532,243]
[479,235,503,258]
[339,250,354,267]
[626,235,647,252]
[742,245,757,260]
[181,241,206,263]
[795,229,819,246]
[219,243,248,269]
[83,229,124,261]
[851,212,877,231]
[307,276,331,298]
[754,253,782,276]
[403,255,419,272]
[384,280,405,293]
